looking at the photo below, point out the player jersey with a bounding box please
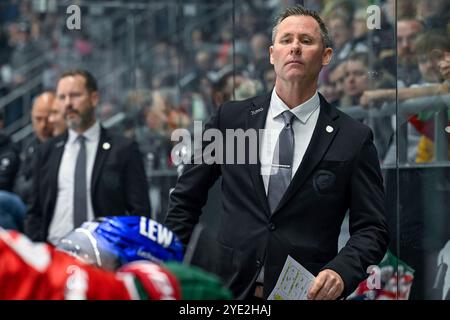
[0,229,179,300]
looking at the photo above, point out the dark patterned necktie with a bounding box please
[74,135,87,228]
[267,111,295,213]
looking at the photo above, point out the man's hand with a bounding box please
[438,51,450,81]
[359,89,394,107]
[307,269,344,300]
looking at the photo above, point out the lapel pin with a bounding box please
[326,125,334,133]
[102,142,111,150]
[251,107,263,116]
[1,158,10,167]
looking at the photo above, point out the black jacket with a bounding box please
[165,93,390,299]
[0,133,20,192]
[25,126,151,241]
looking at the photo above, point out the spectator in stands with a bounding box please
[416,0,450,31]
[360,33,450,164]
[351,8,391,57]
[341,53,371,107]
[382,0,416,27]
[414,33,449,84]
[341,53,395,107]
[328,61,346,107]
[151,41,174,76]
[321,0,354,22]
[135,104,172,221]
[210,69,233,110]
[25,70,151,244]
[181,50,215,93]
[320,8,361,87]
[326,14,354,62]
[319,60,346,108]
[397,18,424,87]
[439,52,450,82]
[135,103,171,170]
[13,91,54,205]
[249,33,272,82]
[404,33,449,163]
[341,52,395,160]
[351,9,370,50]
[210,68,262,110]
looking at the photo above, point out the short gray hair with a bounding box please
[271,5,332,49]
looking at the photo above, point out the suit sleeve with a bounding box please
[164,111,222,245]
[124,141,152,216]
[324,129,390,297]
[13,146,33,205]
[24,145,44,241]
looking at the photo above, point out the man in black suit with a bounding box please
[165,5,389,300]
[14,91,54,206]
[25,70,151,243]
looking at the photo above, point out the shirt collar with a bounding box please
[68,121,101,144]
[270,89,320,124]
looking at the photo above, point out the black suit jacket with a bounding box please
[13,136,40,205]
[165,93,389,299]
[0,133,20,192]
[25,126,151,241]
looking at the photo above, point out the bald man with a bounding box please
[14,92,55,205]
[31,92,54,142]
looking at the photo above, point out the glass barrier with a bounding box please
[1,0,449,300]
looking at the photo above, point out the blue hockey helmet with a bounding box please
[57,216,184,270]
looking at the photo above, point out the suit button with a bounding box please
[256,260,262,268]
[268,223,276,231]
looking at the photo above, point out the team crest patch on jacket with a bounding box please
[313,170,336,193]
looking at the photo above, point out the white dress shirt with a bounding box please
[48,121,101,244]
[260,89,320,194]
[256,90,320,285]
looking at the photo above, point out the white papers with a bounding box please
[268,255,315,300]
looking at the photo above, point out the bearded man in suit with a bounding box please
[25,70,151,244]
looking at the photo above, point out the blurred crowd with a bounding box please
[0,0,449,222]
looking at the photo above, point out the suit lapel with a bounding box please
[273,94,340,214]
[246,93,272,217]
[91,127,110,197]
